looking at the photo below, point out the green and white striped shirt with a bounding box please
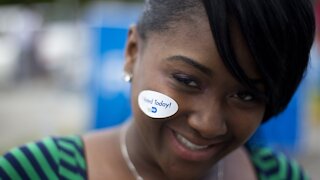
[0,136,309,180]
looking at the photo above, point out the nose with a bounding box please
[187,102,228,139]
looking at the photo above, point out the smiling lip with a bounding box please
[166,127,224,162]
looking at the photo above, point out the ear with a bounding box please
[124,25,139,75]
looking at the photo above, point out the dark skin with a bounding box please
[84,11,264,180]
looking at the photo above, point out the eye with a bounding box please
[232,91,255,102]
[172,74,200,89]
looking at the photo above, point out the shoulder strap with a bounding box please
[246,145,310,180]
[0,136,87,180]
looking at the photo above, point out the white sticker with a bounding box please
[138,90,179,118]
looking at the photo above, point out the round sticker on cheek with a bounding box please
[138,90,179,118]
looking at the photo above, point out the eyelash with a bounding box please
[172,74,201,89]
[231,91,266,103]
[232,91,255,102]
[172,73,266,103]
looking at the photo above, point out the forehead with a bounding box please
[141,15,216,62]
[141,16,260,80]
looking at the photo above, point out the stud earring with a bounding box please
[123,72,133,83]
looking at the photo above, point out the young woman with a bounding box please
[0,0,315,179]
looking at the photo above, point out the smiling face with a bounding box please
[124,13,266,179]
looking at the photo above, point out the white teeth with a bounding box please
[176,133,208,150]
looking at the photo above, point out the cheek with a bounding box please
[227,107,265,143]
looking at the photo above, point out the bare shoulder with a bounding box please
[223,146,257,180]
[83,127,120,146]
[83,127,127,179]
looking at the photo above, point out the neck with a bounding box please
[122,122,166,180]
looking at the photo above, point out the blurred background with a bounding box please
[0,0,319,178]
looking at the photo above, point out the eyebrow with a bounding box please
[165,55,213,77]
[166,55,265,87]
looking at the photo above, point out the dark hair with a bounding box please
[137,0,315,122]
